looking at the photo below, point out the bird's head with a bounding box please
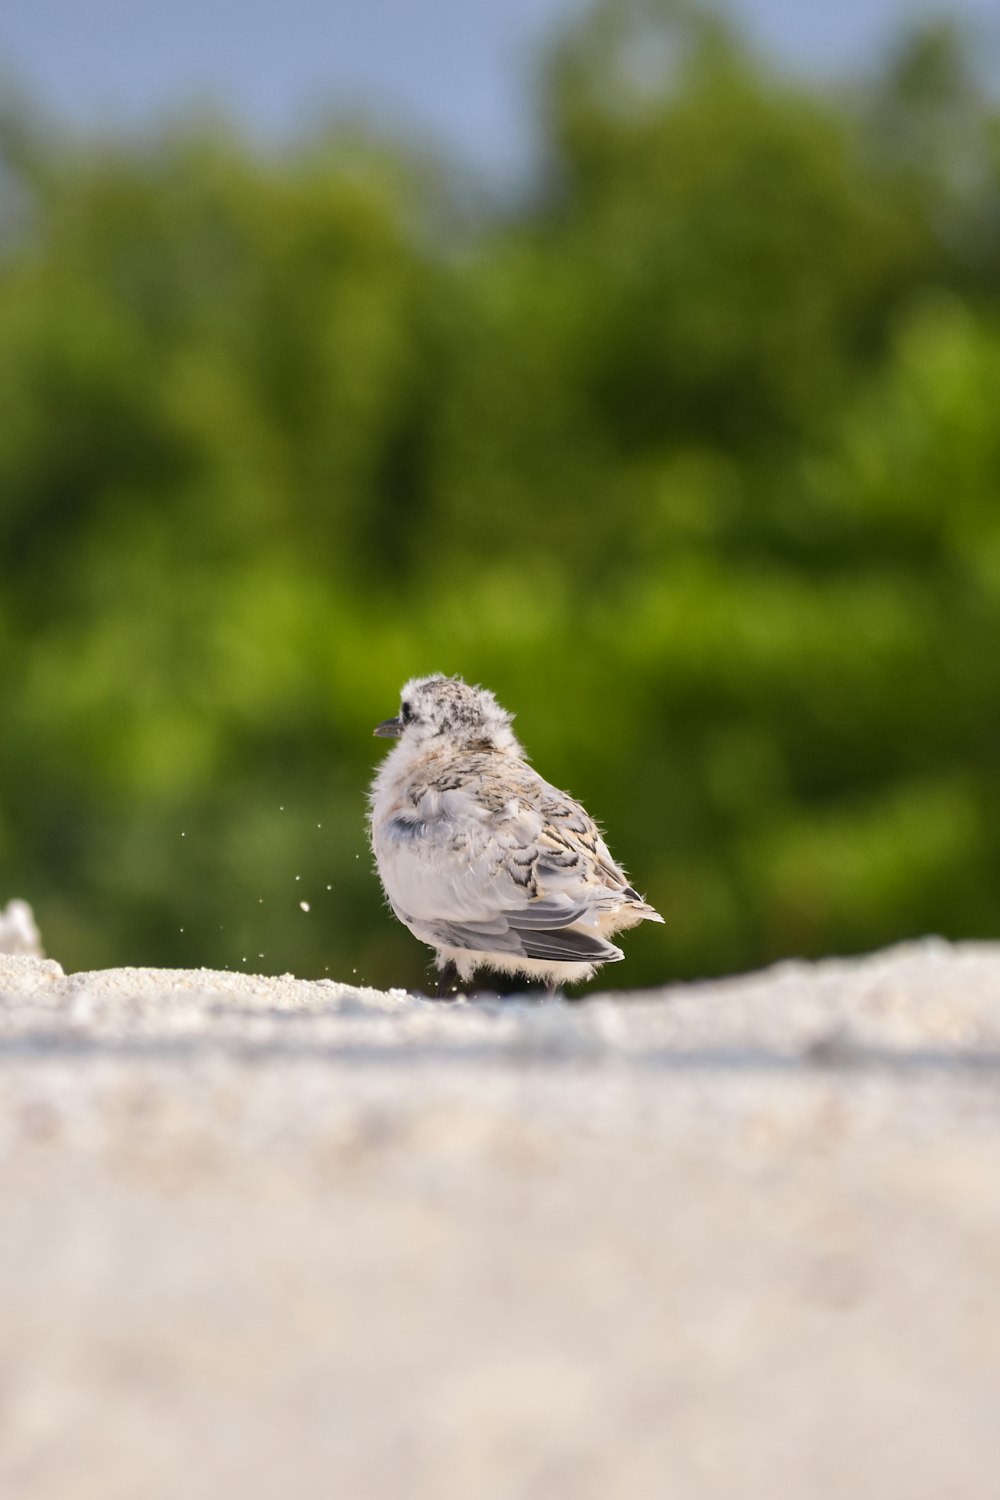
[373,674,521,754]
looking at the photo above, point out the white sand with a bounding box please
[3,937,1000,1498]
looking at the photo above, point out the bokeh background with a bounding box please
[1,0,999,990]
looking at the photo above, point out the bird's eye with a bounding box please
[400,701,414,725]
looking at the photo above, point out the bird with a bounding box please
[368,674,663,996]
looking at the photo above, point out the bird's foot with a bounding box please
[433,959,462,1001]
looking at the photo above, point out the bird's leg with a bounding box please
[434,959,461,1001]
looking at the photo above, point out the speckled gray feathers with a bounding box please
[369,675,662,989]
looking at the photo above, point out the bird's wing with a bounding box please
[499,767,661,918]
[425,917,624,966]
[382,757,659,960]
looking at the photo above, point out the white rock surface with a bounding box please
[0,898,44,957]
[3,939,1000,1499]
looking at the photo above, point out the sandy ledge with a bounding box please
[3,939,1000,1499]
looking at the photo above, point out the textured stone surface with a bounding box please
[0,899,44,958]
[3,940,1000,1498]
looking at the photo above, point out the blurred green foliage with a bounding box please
[2,0,1000,989]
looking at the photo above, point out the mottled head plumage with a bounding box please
[377,674,521,754]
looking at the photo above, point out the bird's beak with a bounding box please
[373,717,403,738]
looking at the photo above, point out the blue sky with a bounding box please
[0,0,996,179]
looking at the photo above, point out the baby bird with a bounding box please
[369,674,662,994]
